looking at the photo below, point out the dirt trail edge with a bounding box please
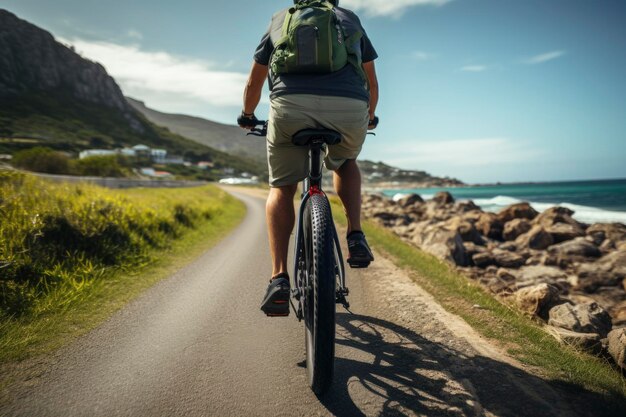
[0,189,608,417]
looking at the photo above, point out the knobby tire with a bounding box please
[303,194,336,395]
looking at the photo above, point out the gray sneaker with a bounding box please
[347,231,374,268]
[260,274,290,317]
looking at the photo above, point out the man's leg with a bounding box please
[333,159,362,234]
[334,159,374,266]
[266,183,298,277]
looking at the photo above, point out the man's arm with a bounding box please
[243,61,269,116]
[363,61,379,129]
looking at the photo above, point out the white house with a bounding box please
[79,149,116,159]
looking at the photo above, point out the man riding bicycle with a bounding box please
[238,0,379,316]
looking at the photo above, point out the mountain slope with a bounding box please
[127,98,266,164]
[0,9,263,176]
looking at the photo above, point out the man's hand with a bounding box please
[368,116,379,130]
[237,111,259,130]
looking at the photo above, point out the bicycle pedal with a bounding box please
[348,260,370,269]
[266,312,289,317]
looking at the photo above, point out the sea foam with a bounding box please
[473,195,626,224]
[390,193,626,224]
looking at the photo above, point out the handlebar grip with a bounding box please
[237,115,260,128]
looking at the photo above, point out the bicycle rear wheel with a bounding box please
[302,193,336,395]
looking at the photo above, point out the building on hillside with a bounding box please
[197,161,214,170]
[139,167,174,178]
[120,148,136,157]
[79,149,116,159]
[150,149,167,163]
[78,144,185,165]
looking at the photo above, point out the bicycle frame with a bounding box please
[291,140,349,320]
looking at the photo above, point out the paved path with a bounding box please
[1,190,610,416]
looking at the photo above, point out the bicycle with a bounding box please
[247,120,364,395]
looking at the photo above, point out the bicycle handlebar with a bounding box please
[245,120,268,137]
[244,119,378,138]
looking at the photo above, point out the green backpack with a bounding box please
[270,0,364,78]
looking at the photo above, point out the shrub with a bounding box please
[12,147,71,174]
[73,155,127,177]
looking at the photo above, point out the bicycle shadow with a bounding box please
[317,312,624,417]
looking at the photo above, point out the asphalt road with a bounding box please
[1,190,611,416]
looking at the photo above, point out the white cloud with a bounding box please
[383,138,543,168]
[127,29,143,40]
[525,50,566,64]
[62,38,247,108]
[412,51,434,61]
[460,65,487,72]
[342,0,453,18]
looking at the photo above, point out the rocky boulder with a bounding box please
[497,202,538,223]
[547,237,602,259]
[492,249,526,269]
[534,206,582,229]
[609,301,626,326]
[515,225,554,250]
[607,328,626,370]
[444,217,482,243]
[548,302,612,338]
[476,213,504,241]
[472,252,495,268]
[546,223,585,243]
[454,201,480,213]
[514,283,561,318]
[586,223,626,244]
[397,193,424,207]
[502,218,532,241]
[412,225,469,266]
[546,326,602,352]
[432,191,455,205]
[512,265,569,288]
[575,249,626,292]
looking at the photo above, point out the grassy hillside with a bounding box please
[127,97,267,165]
[0,92,265,176]
[0,171,245,361]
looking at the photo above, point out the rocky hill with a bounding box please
[0,9,138,126]
[0,9,262,176]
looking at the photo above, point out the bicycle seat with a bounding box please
[292,129,342,146]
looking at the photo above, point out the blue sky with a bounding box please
[3,0,626,183]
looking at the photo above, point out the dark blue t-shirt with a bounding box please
[254,6,378,102]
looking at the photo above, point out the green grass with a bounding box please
[0,172,245,363]
[330,198,626,408]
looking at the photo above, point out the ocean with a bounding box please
[382,179,626,225]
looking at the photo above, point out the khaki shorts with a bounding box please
[267,94,369,187]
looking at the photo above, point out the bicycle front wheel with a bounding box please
[302,193,336,395]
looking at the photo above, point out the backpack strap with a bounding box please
[344,31,367,83]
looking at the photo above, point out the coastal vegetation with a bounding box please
[0,171,245,361]
[0,93,264,178]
